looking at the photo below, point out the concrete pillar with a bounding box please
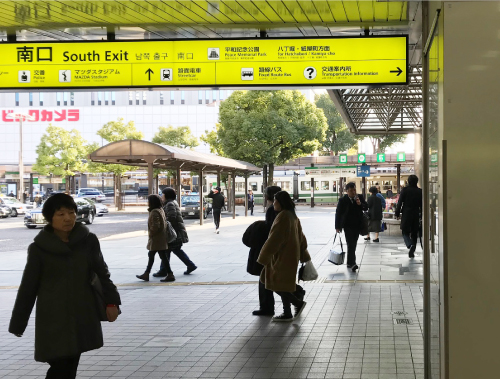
[396,164,401,194]
[147,160,154,195]
[176,167,182,203]
[310,177,315,208]
[425,3,500,378]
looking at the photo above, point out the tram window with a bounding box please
[333,182,337,192]
[236,182,245,192]
[273,181,290,191]
[249,182,258,191]
[301,181,311,191]
[321,181,329,191]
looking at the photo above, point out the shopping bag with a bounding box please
[298,260,319,281]
[328,233,345,265]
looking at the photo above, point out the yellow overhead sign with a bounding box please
[0,37,407,89]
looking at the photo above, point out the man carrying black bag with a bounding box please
[335,182,368,272]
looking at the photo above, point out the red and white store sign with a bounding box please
[2,109,80,122]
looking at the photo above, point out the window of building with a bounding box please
[181,91,185,105]
[205,90,210,104]
[128,91,133,105]
[56,92,62,106]
[170,91,175,105]
[160,92,164,105]
[212,90,217,102]
[91,92,96,106]
[300,181,311,191]
[63,92,69,106]
[98,92,102,106]
[142,91,147,105]
[219,90,225,101]
[39,92,44,106]
[111,91,116,105]
[70,92,75,106]
[136,91,140,105]
[104,92,109,105]
[29,92,33,106]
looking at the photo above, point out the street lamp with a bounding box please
[6,112,35,202]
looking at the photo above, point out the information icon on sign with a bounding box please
[303,66,317,80]
[161,69,173,81]
[18,70,31,83]
[59,70,71,83]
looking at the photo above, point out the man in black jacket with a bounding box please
[395,175,422,258]
[208,187,225,234]
[335,182,368,272]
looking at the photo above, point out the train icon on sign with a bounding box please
[241,68,254,81]
[161,69,172,81]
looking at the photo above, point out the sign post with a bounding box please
[0,36,408,90]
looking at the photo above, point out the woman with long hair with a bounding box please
[136,194,171,281]
[366,186,383,242]
[257,190,310,322]
[9,193,120,379]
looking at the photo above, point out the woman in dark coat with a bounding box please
[9,193,121,379]
[366,186,383,242]
[157,187,196,282]
[136,194,170,282]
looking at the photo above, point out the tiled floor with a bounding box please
[0,207,423,378]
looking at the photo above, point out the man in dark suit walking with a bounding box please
[335,182,368,272]
[395,175,422,258]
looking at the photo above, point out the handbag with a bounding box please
[166,220,177,243]
[360,212,369,236]
[380,222,387,232]
[90,271,108,321]
[328,233,346,265]
[298,260,318,281]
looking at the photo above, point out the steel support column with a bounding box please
[397,164,401,193]
[199,168,204,226]
[244,176,248,217]
[310,177,315,208]
[232,174,236,219]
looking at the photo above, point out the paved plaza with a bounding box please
[0,207,423,378]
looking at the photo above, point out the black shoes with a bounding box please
[373,239,380,243]
[294,301,307,318]
[295,288,306,302]
[272,313,294,322]
[160,273,175,282]
[252,309,275,316]
[351,264,359,272]
[364,237,371,241]
[184,266,197,275]
[409,245,416,258]
[152,270,168,278]
[136,272,149,281]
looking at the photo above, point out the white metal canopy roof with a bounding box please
[88,139,261,174]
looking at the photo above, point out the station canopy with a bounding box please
[88,139,261,175]
[0,0,422,134]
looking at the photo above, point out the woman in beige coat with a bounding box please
[136,194,171,282]
[257,191,311,322]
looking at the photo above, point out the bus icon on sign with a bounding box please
[241,68,254,80]
[161,69,172,81]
